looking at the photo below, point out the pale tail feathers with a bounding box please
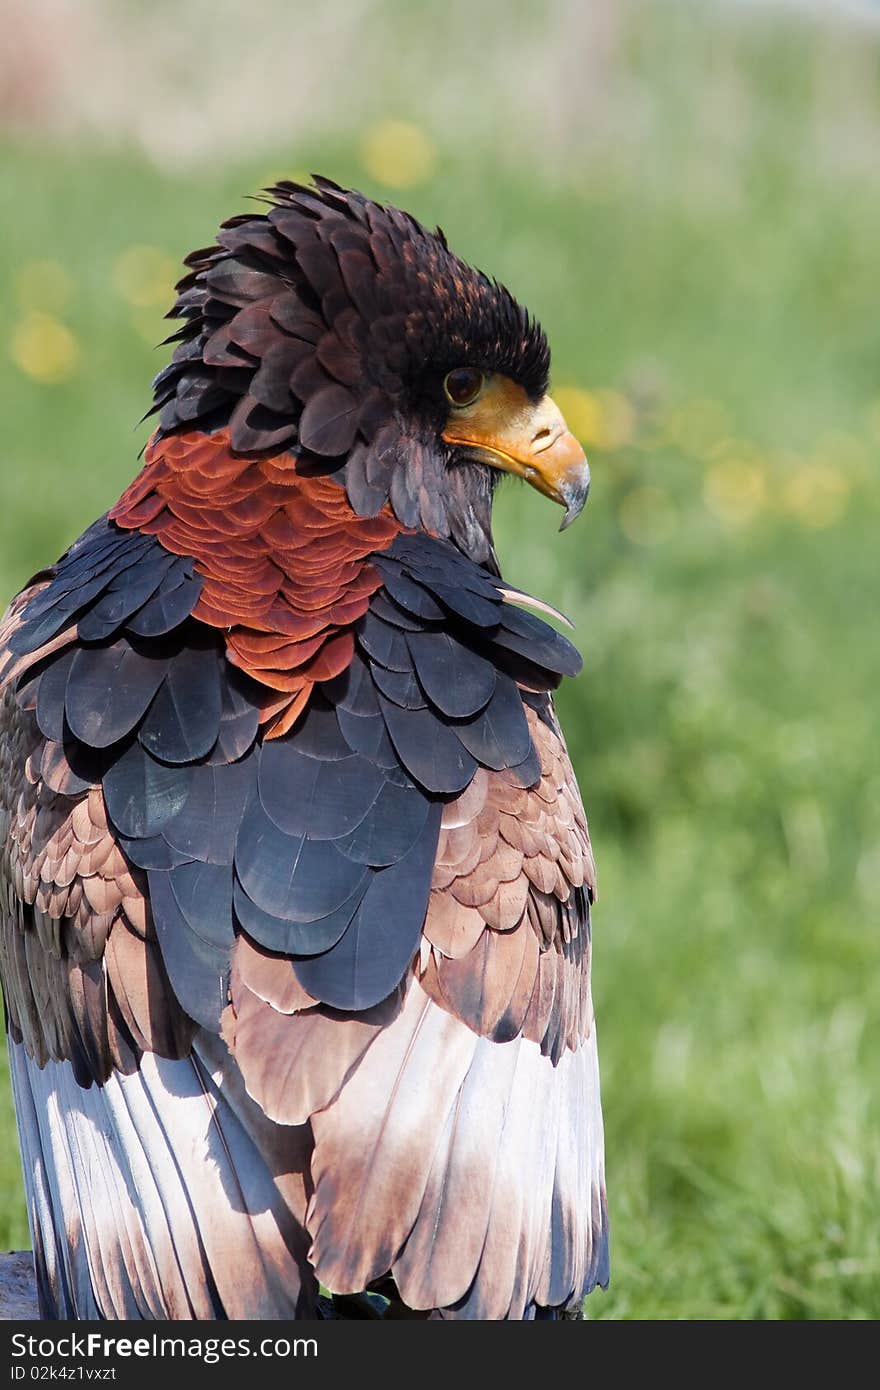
[9,983,607,1320]
[8,1036,316,1320]
[307,980,608,1319]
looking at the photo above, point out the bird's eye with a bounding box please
[444,368,484,408]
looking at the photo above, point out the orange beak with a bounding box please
[442,379,590,530]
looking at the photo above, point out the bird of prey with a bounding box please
[0,177,607,1321]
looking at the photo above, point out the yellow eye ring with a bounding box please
[443,367,484,408]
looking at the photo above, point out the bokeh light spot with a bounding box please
[11,312,79,384]
[782,466,850,530]
[360,120,436,188]
[554,387,602,444]
[112,245,178,308]
[704,454,767,526]
[555,385,635,451]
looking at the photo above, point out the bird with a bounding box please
[0,176,608,1321]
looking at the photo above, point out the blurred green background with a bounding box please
[1,0,879,1319]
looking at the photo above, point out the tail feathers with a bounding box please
[8,1045,90,1318]
[9,988,608,1321]
[307,980,608,1319]
[8,1036,316,1320]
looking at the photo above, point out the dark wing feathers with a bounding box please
[3,518,579,1034]
[35,648,75,743]
[3,523,177,660]
[138,643,223,763]
[290,804,442,1011]
[0,690,194,1089]
[146,866,233,1031]
[405,630,496,718]
[65,643,173,748]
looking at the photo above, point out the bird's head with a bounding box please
[153,176,589,565]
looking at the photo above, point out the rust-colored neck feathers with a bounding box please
[110,430,403,736]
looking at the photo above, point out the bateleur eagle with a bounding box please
[0,177,608,1320]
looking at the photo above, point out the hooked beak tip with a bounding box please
[558,467,591,531]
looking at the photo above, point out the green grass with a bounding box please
[1,0,879,1318]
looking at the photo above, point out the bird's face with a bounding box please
[438,370,589,532]
[154,178,589,563]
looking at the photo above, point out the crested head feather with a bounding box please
[150,177,551,564]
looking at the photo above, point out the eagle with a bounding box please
[0,177,607,1321]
